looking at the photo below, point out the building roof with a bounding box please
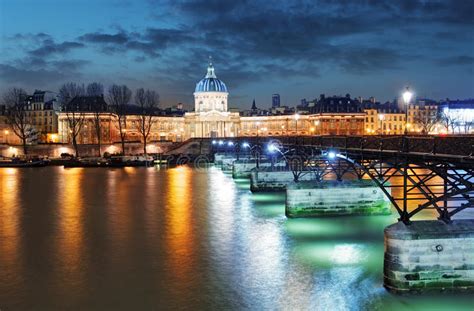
[439,99,474,109]
[309,95,362,114]
[64,95,108,112]
[195,62,228,93]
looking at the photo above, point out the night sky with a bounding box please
[0,0,473,109]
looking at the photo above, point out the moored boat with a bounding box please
[0,158,47,168]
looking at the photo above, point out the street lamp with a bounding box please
[4,130,9,144]
[378,114,385,135]
[294,113,300,136]
[402,86,413,135]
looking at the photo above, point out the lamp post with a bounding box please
[402,86,413,135]
[378,114,385,135]
[314,120,320,135]
[4,130,9,144]
[294,113,300,135]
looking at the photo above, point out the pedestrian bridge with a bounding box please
[204,135,474,293]
[182,135,474,223]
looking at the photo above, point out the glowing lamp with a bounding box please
[327,151,336,159]
[242,142,250,148]
[267,144,278,153]
[402,87,413,105]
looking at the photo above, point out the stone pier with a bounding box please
[232,159,286,179]
[250,169,317,192]
[285,180,391,218]
[384,220,474,294]
[214,153,239,171]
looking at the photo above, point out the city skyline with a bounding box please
[1,0,473,109]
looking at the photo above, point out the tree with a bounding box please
[87,82,105,156]
[464,121,473,134]
[107,84,131,155]
[414,112,438,134]
[59,82,85,157]
[439,110,458,134]
[134,88,159,156]
[3,87,29,155]
[86,82,103,97]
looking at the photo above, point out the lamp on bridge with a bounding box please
[402,86,413,135]
[378,114,385,135]
[294,113,300,135]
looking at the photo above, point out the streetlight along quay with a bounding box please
[402,86,413,135]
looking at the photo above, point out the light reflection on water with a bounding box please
[0,166,472,310]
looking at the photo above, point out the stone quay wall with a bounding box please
[0,142,173,158]
[384,220,474,293]
[285,180,391,218]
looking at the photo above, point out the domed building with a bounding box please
[184,61,241,138]
[194,62,228,113]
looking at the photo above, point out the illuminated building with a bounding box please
[439,99,474,134]
[51,61,366,145]
[26,90,59,143]
[362,101,406,135]
[407,99,438,133]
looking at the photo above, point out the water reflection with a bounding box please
[0,167,472,310]
[0,168,23,299]
[55,168,86,303]
[165,166,195,299]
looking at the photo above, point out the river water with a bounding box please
[0,166,472,310]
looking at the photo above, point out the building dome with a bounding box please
[195,62,228,93]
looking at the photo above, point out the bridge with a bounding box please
[170,135,474,293]
[169,135,474,223]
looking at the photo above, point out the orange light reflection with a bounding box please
[165,166,194,287]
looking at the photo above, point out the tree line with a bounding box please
[2,82,159,157]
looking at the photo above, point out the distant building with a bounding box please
[272,94,280,108]
[52,63,367,145]
[362,101,406,135]
[407,98,438,133]
[25,90,59,142]
[438,99,474,133]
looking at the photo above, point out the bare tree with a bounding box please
[87,82,105,156]
[3,87,29,155]
[439,110,458,134]
[134,88,159,156]
[107,84,131,155]
[464,121,473,134]
[59,82,85,157]
[414,113,438,134]
[86,82,103,97]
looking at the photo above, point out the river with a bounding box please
[0,166,472,310]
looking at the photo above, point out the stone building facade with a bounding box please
[55,62,365,146]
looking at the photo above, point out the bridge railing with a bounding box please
[200,135,474,157]
[285,135,474,157]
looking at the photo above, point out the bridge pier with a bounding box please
[285,180,391,218]
[384,220,474,293]
[250,169,317,192]
[232,160,286,179]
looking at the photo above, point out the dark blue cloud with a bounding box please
[0,0,473,107]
